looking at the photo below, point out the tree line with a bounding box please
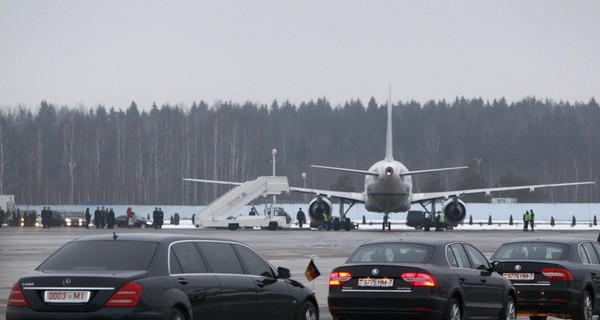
[0,96,597,206]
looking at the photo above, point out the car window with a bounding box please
[446,246,459,268]
[347,244,432,263]
[592,243,600,261]
[493,242,568,260]
[170,242,208,274]
[38,241,158,271]
[448,244,470,269]
[464,244,490,270]
[233,244,274,277]
[196,242,244,274]
[580,242,600,265]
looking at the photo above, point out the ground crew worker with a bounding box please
[322,211,330,231]
[437,211,445,231]
[297,208,306,228]
[523,210,531,231]
[530,209,535,232]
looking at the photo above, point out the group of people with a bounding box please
[40,207,54,228]
[89,207,116,229]
[152,207,164,229]
[523,209,536,231]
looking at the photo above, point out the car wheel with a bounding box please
[140,223,146,229]
[446,298,462,320]
[167,308,186,320]
[501,296,516,320]
[573,290,593,320]
[297,300,318,320]
[529,317,547,320]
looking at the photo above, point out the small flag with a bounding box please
[304,258,321,282]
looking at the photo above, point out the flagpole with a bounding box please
[312,254,315,293]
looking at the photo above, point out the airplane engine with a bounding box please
[442,198,466,226]
[308,196,332,224]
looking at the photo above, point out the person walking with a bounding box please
[297,208,306,228]
[530,209,535,232]
[85,208,91,229]
[523,210,531,232]
[94,207,100,229]
[126,207,135,228]
[152,207,159,229]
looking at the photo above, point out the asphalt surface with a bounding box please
[1,226,598,320]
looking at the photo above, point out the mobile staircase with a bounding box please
[193,176,292,230]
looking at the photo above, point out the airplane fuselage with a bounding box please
[364,159,412,213]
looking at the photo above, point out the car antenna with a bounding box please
[113,232,118,241]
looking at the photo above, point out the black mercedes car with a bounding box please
[6,233,319,320]
[491,237,600,320]
[114,214,152,228]
[328,238,516,320]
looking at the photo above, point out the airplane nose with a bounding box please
[385,167,394,176]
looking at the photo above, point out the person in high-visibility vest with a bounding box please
[523,210,531,232]
[436,211,445,231]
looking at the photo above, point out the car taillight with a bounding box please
[329,272,352,286]
[541,268,573,281]
[401,272,438,287]
[8,282,28,306]
[105,281,143,307]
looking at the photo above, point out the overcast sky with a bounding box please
[1,0,599,111]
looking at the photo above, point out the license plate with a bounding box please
[44,290,90,303]
[503,273,534,280]
[358,278,393,287]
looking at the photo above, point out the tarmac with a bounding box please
[1,226,598,320]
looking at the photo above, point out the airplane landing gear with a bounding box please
[382,213,391,231]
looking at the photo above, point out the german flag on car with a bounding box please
[304,259,321,282]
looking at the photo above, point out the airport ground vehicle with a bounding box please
[328,238,516,320]
[114,214,152,228]
[6,233,319,320]
[492,237,600,320]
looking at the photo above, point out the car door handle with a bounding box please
[459,277,466,282]
[177,277,188,285]
[480,279,487,284]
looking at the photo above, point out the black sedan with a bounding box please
[114,214,152,228]
[328,238,516,320]
[491,237,600,320]
[6,233,319,320]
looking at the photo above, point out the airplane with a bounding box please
[277,94,595,231]
[184,94,595,231]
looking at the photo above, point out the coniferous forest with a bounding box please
[0,96,598,206]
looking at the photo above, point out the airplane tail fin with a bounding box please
[385,85,394,162]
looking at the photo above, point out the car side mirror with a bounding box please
[490,260,504,273]
[277,267,291,279]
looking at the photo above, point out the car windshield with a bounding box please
[493,242,568,260]
[347,243,433,263]
[38,240,158,271]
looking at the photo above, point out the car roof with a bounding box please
[500,237,594,245]
[69,233,239,245]
[360,237,458,247]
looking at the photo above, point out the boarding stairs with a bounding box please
[194,176,290,228]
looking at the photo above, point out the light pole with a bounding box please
[302,172,307,202]
[272,149,277,205]
[68,162,76,205]
[474,158,482,175]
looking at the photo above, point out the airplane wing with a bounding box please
[410,181,596,203]
[290,186,366,203]
[310,165,468,177]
